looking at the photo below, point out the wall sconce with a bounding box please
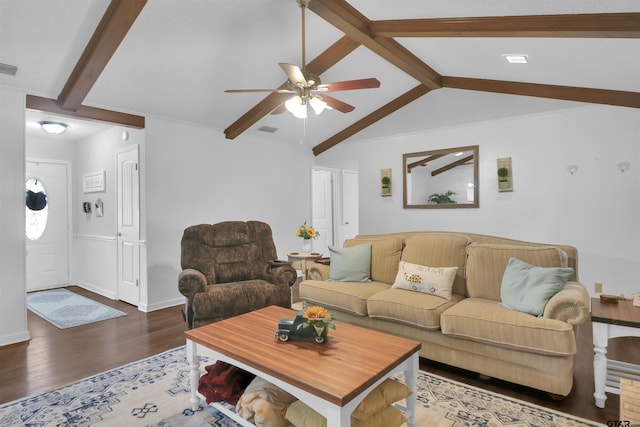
[617,162,631,173]
[567,165,579,175]
[380,168,392,197]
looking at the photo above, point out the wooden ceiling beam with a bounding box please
[224,35,360,140]
[57,0,147,111]
[27,95,145,128]
[442,77,640,109]
[308,0,441,89]
[313,84,431,156]
[371,13,640,38]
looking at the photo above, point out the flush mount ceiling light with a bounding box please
[39,121,68,134]
[502,54,528,64]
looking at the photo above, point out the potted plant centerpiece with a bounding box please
[276,306,336,344]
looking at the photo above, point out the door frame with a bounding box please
[25,157,72,290]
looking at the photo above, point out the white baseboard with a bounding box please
[0,330,31,346]
[139,297,185,313]
[75,282,117,300]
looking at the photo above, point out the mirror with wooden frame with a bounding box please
[403,145,479,209]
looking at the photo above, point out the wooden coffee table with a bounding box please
[185,305,421,426]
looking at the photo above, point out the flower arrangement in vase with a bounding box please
[295,221,319,252]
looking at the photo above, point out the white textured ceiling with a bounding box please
[2,0,639,150]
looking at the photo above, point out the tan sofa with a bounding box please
[299,232,590,397]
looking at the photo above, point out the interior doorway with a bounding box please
[311,167,359,255]
[116,146,140,306]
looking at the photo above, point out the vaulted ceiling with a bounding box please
[3,0,639,154]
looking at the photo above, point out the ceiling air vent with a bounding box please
[258,126,278,133]
[0,63,18,76]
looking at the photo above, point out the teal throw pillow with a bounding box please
[500,257,574,317]
[328,244,372,282]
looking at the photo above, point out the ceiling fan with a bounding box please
[224,0,380,119]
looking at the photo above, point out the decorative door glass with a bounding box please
[25,177,49,240]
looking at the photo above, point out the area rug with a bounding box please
[0,346,604,427]
[26,288,126,329]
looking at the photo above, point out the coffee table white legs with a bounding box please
[592,322,608,408]
[187,340,202,411]
[404,352,419,427]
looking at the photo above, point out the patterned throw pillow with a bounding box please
[391,261,458,300]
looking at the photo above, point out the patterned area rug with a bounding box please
[26,288,126,329]
[0,346,603,426]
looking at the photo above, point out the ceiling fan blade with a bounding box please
[320,94,355,113]
[225,89,292,93]
[279,63,307,86]
[316,78,381,92]
[271,104,286,114]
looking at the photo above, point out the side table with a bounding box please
[287,251,322,280]
[591,297,640,408]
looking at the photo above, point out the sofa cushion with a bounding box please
[500,257,574,317]
[367,288,463,330]
[344,237,403,284]
[328,244,372,282]
[440,298,576,356]
[391,261,458,300]
[299,280,391,316]
[400,233,471,296]
[465,243,568,301]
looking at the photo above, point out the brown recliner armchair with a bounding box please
[178,220,296,329]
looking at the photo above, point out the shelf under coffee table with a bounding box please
[185,305,421,427]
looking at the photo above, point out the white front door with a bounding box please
[25,160,70,291]
[117,146,140,306]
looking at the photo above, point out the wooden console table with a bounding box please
[591,297,640,408]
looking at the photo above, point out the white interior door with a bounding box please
[117,146,140,306]
[311,169,334,255]
[342,170,359,240]
[25,160,70,291]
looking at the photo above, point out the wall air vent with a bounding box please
[0,63,18,76]
[258,126,278,133]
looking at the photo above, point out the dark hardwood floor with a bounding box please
[2,286,638,425]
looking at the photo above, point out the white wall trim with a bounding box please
[0,331,31,347]
[138,296,184,313]
[73,234,117,242]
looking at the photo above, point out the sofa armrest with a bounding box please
[307,262,330,281]
[178,268,208,299]
[543,281,590,325]
[262,261,297,287]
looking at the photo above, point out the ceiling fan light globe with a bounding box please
[285,96,307,119]
[309,96,327,115]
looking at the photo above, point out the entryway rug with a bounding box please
[0,346,603,427]
[26,288,126,329]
